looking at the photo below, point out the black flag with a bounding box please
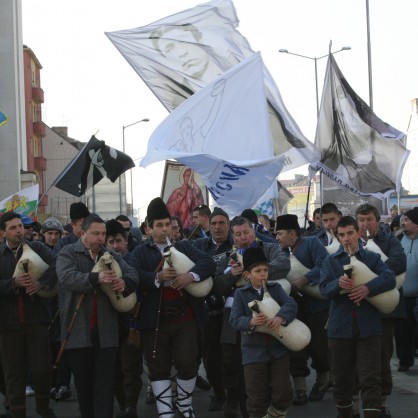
[53,136,135,196]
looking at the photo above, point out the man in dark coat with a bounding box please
[129,198,215,418]
[0,212,58,418]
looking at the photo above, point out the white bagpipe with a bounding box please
[230,250,291,295]
[285,250,325,300]
[92,252,137,313]
[364,230,405,289]
[342,255,399,314]
[247,281,311,352]
[13,239,57,297]
[326,239,340,255]
[163,239,213,298]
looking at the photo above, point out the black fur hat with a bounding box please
[274,214,300,232]
[105,219,126,237]
[70,202,90,220]
[147,197,171,223]
[243,247,268,271]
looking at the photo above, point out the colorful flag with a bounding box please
[0,184,39,217]
[255,199,275,218]
[106,0,319,172]
[0,109,8,127]
[310,53,409,199]
[53,136,135,197]
[141,53,284,214]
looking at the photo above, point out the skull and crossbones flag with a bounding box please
[53,135,135,196]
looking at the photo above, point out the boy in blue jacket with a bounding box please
[320,216,396,418]
[230,247,297,418]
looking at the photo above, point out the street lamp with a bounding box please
[118,118,149,215]
[278,46,351,116]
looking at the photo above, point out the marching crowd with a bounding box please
[0,198,417,418]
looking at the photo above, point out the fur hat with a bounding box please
[241,209,258,225]
[147,197,170,223]
[275,214,300,232]
[210,207,229,223]
[42,217,64,233]
[243,247,268,271]
[105,219,126,238]
[404,207,418,225]
[70,202,90,220]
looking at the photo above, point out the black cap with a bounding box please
[241,209,258,224]
[105,219,126,237]
[70,202,90,220]
[210,207,229,223]
[243,247,268,271]
[405,207,418,225]
[147,197,171,223]
[275,214,300,232]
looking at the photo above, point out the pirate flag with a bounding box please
[53,135,135,196]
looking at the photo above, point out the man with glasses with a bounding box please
[21,215,34,241]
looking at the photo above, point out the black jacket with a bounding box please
[0,240,57,331]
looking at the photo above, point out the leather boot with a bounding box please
[336,402,353,418]
[363,409,382,417]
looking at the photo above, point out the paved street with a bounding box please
[10,358,418,417]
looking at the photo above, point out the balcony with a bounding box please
[34,156,47,171]
[32,87,44,103]
[33,121,45,137]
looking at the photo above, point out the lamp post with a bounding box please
[278,46,351,116]
[119,118,149,216]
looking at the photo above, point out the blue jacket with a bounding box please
[128,238,215,329]
[320,245,396,339]
[54,232,78,253]
[230,281,297,365]
[282,236,330,313]
[400,235,418,298]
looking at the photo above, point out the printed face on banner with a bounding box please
[106,0,320,170]
[152,25,214,80]
[161,162,208,231]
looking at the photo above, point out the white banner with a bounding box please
[178,154,283,215]
[141,53,284,214]
[106,0,319,171]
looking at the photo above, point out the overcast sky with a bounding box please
[21,0,418,213]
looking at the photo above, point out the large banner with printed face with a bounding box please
[106,0,319,172]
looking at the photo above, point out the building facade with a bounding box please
[23,45,47,212]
